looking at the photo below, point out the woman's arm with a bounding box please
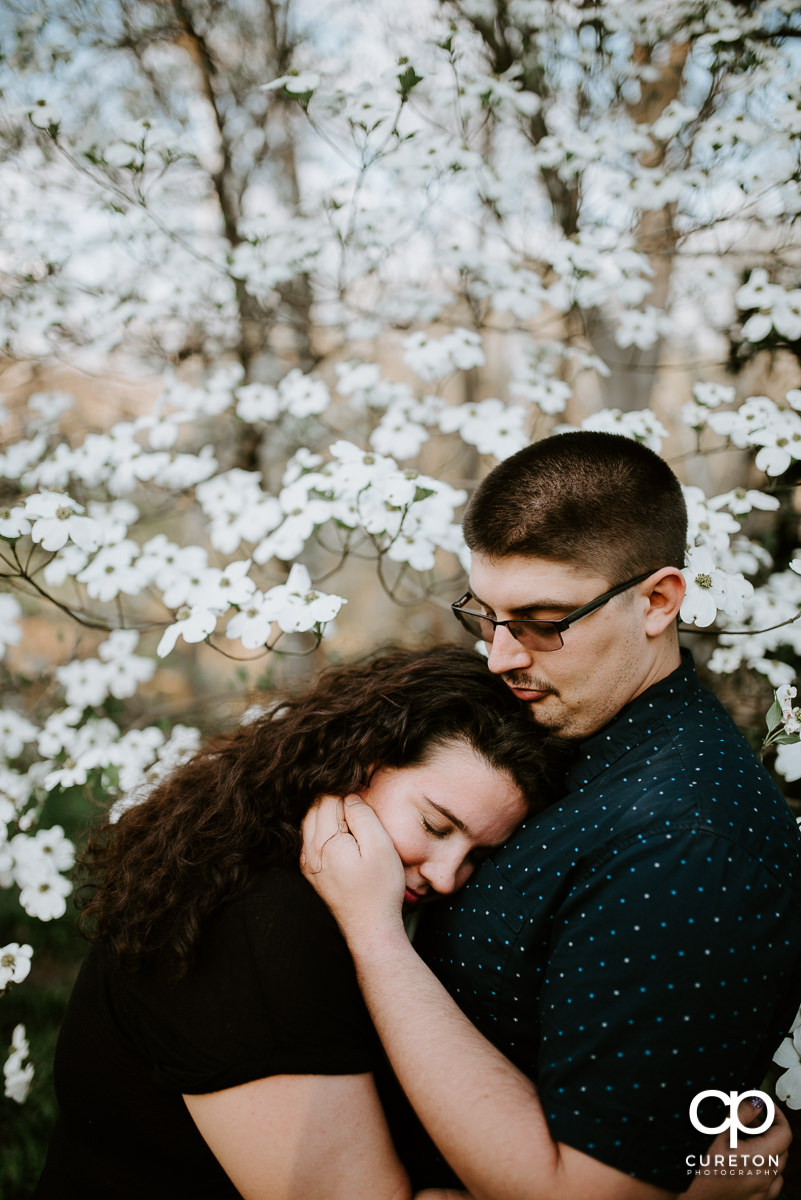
[186,1068,788,1200]
[301,796,790,1200]
[184,1071,411,1200]
[301,796,672,1200]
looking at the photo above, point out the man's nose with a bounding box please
[486,623,533,674]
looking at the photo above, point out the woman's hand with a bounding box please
[301,794,407,949]
[680,1101,791,1200]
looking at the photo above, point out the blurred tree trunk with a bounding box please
[587,40,689,411]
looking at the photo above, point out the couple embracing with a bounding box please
[36,432,801,1200]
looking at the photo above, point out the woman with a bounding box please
[34,645,567,1200]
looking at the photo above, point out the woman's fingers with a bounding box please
[300,794,348,873]
[341,795,395,851]
[302,794,393,871]
[300,793,406,943]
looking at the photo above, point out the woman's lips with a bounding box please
[404,886,426,905]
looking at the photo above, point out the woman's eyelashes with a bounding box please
[421,816,450,838]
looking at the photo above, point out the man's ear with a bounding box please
[643,567,686,636]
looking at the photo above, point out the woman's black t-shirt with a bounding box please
[34,869,381,1199]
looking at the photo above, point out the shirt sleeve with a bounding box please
[537,825,800,1191]
[119,869,381,1095]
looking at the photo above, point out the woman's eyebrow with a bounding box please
[427,799,506,852]
[425,798,469,835]
[428,798,514,853]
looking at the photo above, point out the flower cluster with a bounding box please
[737,270,801,345]
[223,563,345,652]
[761,685,801,783]
[705,391,801,477]
[402,328,486,383]
[56,631,155,706]
[439,398,529,460]
[247,441,467,575]
[0,825,75,921]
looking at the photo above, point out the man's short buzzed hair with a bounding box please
[462,431,688,583]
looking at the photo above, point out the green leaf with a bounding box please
[765,697,782,731]
[397,66,423,99]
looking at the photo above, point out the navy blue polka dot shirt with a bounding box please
[415,652,801,1191]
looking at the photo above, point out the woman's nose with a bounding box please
[419,849,474,897]
[420,852,469,896]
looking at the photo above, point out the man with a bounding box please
[303,431,801,1199]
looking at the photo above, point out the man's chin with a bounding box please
[519,695,569,734]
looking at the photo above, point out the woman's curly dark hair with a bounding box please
[77,645,568,970]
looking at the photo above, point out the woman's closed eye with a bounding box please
[421,817,450,838]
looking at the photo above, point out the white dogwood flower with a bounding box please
[235,382,281,423]
[19,871,72,921]
[402,328,485,382]
[226,592,278,649]
[0,506,31,539]
[278,368,330,418]
[56,657,114,708]
[0,710,38,761]
[708,488,781,518]
[775,1011,801,1109]
[0,943,33,991]
[23,491,102,552]
[157,606,218,658]
[0,595,22,660]
[440,398,528,460]
[78,540,146,602]
[776,742,801,783]
[4,1025,34,1103]
[750,407,801,477]
[97,630,156,700]
[681,547,732,627]
[262,564,345,634]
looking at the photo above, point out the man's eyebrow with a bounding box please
[468,587,578,616]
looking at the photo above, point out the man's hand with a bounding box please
[301,794,407,947]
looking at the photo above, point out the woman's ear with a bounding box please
[360,764,378,793]
[643,567,686,636]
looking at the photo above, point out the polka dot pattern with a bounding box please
[416,654,801,1190]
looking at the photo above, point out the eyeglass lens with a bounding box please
[455,609,562,651]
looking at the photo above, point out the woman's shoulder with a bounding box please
[241,864,321,902]
[99,864,375,1095]
[202,865,348,971]
[226,865,337,927]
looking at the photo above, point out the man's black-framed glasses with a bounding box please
[451,569,657,653]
